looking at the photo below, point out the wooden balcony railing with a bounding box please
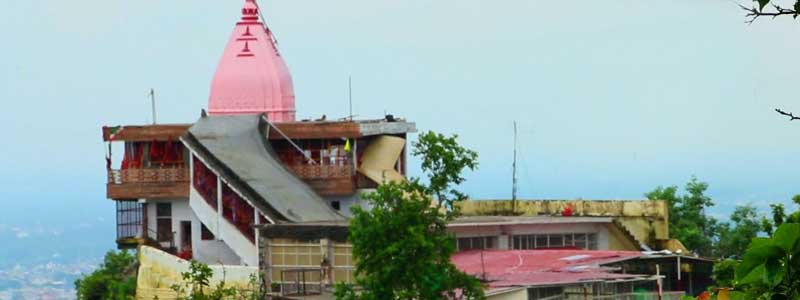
[287,164,353,179]
[107,166,189,199]
[108,166,189,184]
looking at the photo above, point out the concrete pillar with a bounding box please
[498,234,510,250]
[216,177,222,237]
[320,238,334,285]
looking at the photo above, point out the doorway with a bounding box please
[180,221,192,251]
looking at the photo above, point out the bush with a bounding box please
[171,260,265,300]
[75,250,138,300]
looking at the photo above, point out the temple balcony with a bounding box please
[107,166,190,200]
[286,163,356,196]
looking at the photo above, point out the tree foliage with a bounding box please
[412,131,479,211]
[335,131,484,300]
[712,259,739,289]
[170,260,264,300]
[645,177,719,256]
[74,250,137,300]
[717,205,764,259]
[733,223,800,300]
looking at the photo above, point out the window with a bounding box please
[221,184,255,243]
[574,233,587,249]
[536,235,548,248]
[116,200,143,240]
[331,201,341,211]
[549,234,564,248]
[156,203,172,242]
[528,287,563,299]
[201,224,215,240]
[456,236,497,251]
[512,233,599,250]
[588,233,598,250]
[192,156,218,210]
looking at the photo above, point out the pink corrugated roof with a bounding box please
[452,250,646,288]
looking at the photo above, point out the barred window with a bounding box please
[192,156,218,210]
[512,232,599,250]
[456,236,497,251]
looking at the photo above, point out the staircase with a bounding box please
[190,184,258,266]
[612,219,646,250]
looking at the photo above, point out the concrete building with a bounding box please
[99,1,709,299]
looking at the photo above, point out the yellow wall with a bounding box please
[606,223,641,251]
[264,238,356,285]
[487,288,528,300]
[456,200,669,248]
[136,246,258,300]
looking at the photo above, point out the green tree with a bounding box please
[645,176,718,256]
[169,260,265,300]
[733,223,800,300]
[75,250,138,300]
[760,196,800,237]
[787,195,800,223]
[712,259,739,289]
[716,205,764,259]
[335,131,484,300]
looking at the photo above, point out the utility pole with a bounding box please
[512,121,518,213]
[150,88,157,125]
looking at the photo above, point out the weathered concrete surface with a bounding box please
[456,200,669,248]
[136,246,258,300]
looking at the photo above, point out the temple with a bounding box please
[103,0,414,266]
[208,0,296,121]
[100,1,712,299]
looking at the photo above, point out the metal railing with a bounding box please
[279,268,323,296]
[286,164,353,179]
[548,291,685,300]
[108,166,189,184]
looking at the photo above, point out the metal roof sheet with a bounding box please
[452,250,650,288]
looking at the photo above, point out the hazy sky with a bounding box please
[2,0,800,236]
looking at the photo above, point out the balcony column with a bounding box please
[142,204,149,240]
[254,206,260,267]
[351,139,358,175]
[216,177,222,238]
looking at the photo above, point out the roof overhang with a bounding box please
[258,221,350,242]
[102,124,192,142]
[103,118,416,142]
[449,216,614,227]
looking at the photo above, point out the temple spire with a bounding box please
[207,0,296,122]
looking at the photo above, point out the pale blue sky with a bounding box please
[1,0,799,240]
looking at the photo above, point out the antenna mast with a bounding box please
[150,88,157,125]
[348,76,353,120]
[512,121,518,212]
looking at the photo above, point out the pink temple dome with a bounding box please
[208,0,296,122]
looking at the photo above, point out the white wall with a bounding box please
[189,182,258,267]
[189,210,241,265]
[189,185,219,236]
[145,198,192,252]
[214,209,259,267]
[449,222,610,250]
[487,288,528,300]
[324,188,376,217]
